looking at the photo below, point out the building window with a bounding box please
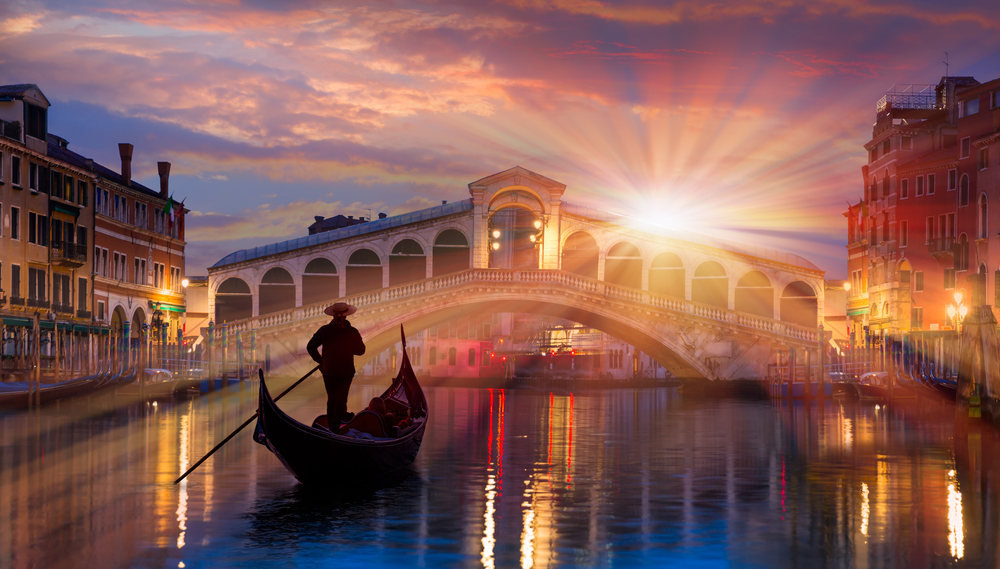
[10,155,20,187]
[980,194,989,239]
[28,212,36,244]
[171,266,182,292]
[927,173,935,195]
[429,347,436,365]
[882,139,890,154]
[945,268,956,290]
[961,137,971,159]
[914,271,924,292]
[960,174,970,207]
[900,220,908,247]
[77,180,87,206]
[10,206,18,240]
[925,217,934,244]
[980,147,989,170]
[24,103,46,140]
[948,169,957,191]
[916,176,924,196]
[28,163,37,192]
[965,98,980,116]
[481,350,491,367]
[901,137,912,150]
[98,300,106,321]
[900,178,908,199]
[911,307,923,330]
[468,348,476,366]
[27,267,46,301]
[448,347,457,366]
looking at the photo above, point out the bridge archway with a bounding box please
[303,258,338,306]
[215,277,252,322]
[649,252,684,298]
[604,242,642,288]
[488,205,543,269]
[561,231,598,279]
[432,229,470,276]
[780,281,818,328]
[260,267,295,315]
[692,261,728,308]
[389,239,426,286]
[347,248,383,295]
[735,270,773,318]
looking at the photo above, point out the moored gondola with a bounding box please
[253,326,428,484]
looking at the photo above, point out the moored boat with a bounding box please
[253,326,428,484]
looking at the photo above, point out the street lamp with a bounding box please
[946,290,968,330]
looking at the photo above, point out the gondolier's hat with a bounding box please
[324,302,357,317]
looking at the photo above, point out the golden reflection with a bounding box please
[947,470,964,559]
[176,413,190,550]
[520,497,535,569]
[860,482,869,537]
[482,474,497,569]
[843,418,852,450]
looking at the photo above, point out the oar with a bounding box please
[173,365,320,484]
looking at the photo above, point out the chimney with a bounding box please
[441,200,447,205]
[84,158,94,171]
[378,212,387,219]
[314,216,324,223]
[118,143,133,186]
[347,215,353,220]
[157,161,170,197]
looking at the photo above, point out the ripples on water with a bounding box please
[0,381,994,568]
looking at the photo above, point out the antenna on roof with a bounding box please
[943,52,949,80]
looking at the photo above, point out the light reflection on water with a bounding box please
[0,382,994,568]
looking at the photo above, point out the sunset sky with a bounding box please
[2,0,999,277]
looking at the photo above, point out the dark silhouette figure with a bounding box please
[307,302,366,432]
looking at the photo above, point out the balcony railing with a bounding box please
[26,298,49,309]
[76,310,92,319]
[10,296,25,306]
[51,241,87,266]
[52,302,74,314]
[928,236,955,254]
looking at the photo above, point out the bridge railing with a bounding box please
[222,268,818,343]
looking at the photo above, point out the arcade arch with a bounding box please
[260,267,295,315]
[692,261,728,308]
[347,248,383,295]
[649,252,684,298]
[433,229,470,276]
[735,271,773,318]
[780,281,818,328]
[561,231,598,279]
[216,277,252,322]
[303,258,338,306]
[604,242,642,289]
[390,239,426,286]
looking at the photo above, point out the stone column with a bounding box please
[470,187,489,268]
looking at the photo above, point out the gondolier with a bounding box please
[307,302,366,432]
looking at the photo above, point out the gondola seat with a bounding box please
[341,410,389,438]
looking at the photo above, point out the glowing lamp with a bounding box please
[844,282,851,292]
[959,305,969,318]
[491,242,500,250]
[954,291,964,304]
[533,219,542,230]
[529,234,536,242]
[492,229,501,239]
[947,305,957,319]
[181,278,190,288]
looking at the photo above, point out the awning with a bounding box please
[51,202,80,217]
[150,301,186,313]
[847,307,869,316]
[0,316,34,327]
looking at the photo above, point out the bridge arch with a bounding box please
[432,228,470,277]
[347,247,384,295]
[780,280,818,328]
[692,260,728,309]
[303,257,339,306]
[604,241,642,288]
[648,251,684,298]
[734,270,773,318]
[561,231,599,279]
[215,276,253,322]
[259,266,296,315]
[390,238,427,286]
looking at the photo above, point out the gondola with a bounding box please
[0,363,107,409]
[253,326,428,485]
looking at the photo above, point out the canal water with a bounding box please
[0,381,994,568]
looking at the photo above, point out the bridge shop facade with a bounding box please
[208,167,825,382]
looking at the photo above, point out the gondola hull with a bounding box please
[254,379,425,484]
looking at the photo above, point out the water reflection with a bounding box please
[0,383,998,567]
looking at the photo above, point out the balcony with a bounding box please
[26,298,49,309]
[76,310,92,319]
[52,302,74,314]
[928,236,955,260]
[10,296,25,307]
[51,241,87,267]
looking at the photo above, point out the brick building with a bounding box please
[845,76,1000,343]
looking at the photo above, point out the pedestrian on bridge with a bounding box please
[307,302,366,433]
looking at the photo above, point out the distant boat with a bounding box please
[117,368,201,399]
[253,326,428,484]
[0,361,130,409]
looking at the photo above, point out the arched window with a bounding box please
[389,239,426,286]
[780,281,818,328]
[604,242,642,289]
[692,261,728,308]
[735,271,773,318]
[429,347,436,365]
[561,232,598,279]
[448,347,457,366]
[881,171,889,197]
[346,248,383,295]
[960,174,970,207]
[433,229,470,276]
[260,267,295,315]
[959,233,969,271]
[649,252,684,298]
[302,258,338,306]
[979,194,988,239]
[215,277,252,322]
[468,348,476,366]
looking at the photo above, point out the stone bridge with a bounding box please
[208,166,824,381]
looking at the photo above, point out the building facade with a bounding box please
[846,76,1000,342]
